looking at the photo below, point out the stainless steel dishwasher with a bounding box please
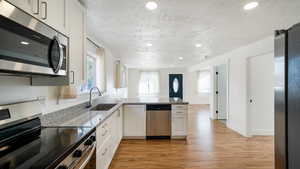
[146,104,171,139]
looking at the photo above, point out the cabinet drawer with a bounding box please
[124,105,146,112]
[96,122,110,149]
[172,105,188,110]
[172,110,186,115]
[172,109,187,118]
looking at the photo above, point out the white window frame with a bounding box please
[138,71,160,97]
[80,52,99,93]
[80,39,106,94]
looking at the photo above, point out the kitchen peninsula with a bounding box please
[40,97,188,169]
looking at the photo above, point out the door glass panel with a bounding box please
[173,78,179,93]
[0,15,51,67]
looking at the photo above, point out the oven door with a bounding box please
[73,143,96,169]
[0,1,67,76]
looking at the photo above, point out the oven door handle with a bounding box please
[73,143,96,169]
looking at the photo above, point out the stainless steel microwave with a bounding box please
[0,0,68,76]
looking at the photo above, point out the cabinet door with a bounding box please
[66,0,86,86]
[96,136,111,169]
[7,0,39,16]
[172,116,187,136]
[110,113,118,156]
[39,0,67,34]
[117,108,123,142]
[172,109,187,136]
[123,105,146,137]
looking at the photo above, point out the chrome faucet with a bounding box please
[86,87,102,108]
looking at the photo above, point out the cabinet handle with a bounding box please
[176,111,184,114]
[102,148,108,156]
[176,117,185,119]
[102,130,108,136]
[32,0,40,14]
[70,71,75,84]
[41,1,47,20]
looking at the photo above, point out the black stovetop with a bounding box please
[0,126,94,169]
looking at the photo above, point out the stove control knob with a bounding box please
[84,139,93,146]
[73,150,82,158]
[90,136,96,142]
[57,165,68,169]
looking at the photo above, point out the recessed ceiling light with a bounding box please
[20,41,30,45]
[244,1,259,10]
[178,57,183,60]
[195,43,203,48]
[147,43,153,47]
[145,1,158,10]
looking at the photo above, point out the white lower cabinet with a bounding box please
[96,108,123,169]
[96,135,111,169]
[171,105,188,138]
[123,105,146,138]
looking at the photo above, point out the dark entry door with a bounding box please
[169,74,183,99]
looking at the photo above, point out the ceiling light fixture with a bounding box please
[195,43,203,48]
[145,1,158,10]
[147,43,153,47]
[243,1,259,10]
[179,57,183,60]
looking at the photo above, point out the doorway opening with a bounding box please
[215,64,228,124]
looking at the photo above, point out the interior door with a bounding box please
[216,64,227,119]
[169,74,183,99]
[248,53,274,136]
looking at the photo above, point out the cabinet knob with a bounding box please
[73,150,82,158]
[90,136,96,142]
[84,139,93,146]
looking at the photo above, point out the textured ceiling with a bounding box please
[85,0,300,68]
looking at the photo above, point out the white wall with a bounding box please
[0,37,123,114]
[186,71,210,104]
[189,36,274,137]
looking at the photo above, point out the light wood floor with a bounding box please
[109,105,274,169]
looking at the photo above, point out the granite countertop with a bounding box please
[42,97,188,128]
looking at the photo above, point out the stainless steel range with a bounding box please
[0,100,96,169]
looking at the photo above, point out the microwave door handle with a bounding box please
[52,37,64,74]
[57,44,64,72]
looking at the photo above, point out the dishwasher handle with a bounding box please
[146,104,171,111]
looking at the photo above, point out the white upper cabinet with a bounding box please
[66,0,87,86]
[115,61,127,88]
[7,0,39,16]
[7,0,67,35]
[40,0,67,34]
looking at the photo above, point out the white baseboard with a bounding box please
[251,129,274,136]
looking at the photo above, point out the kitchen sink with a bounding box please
[90,104,117,111]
